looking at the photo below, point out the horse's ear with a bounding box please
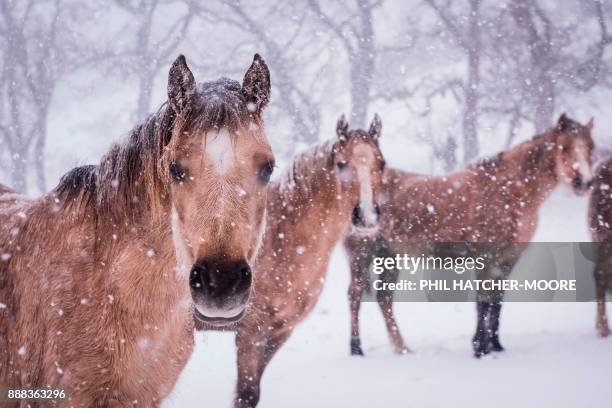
[336,114,349,141]
[557,113,570,132]
[587,117,594,130]
[242,53,270,115]
[168,55,196,115]
[369,113,382,140]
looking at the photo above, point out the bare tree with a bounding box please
[0,0,74,193]
[114,0,195,121]
[193,0,321,144]
[509,0,612,132]
[424,0,482,164]
[308,0,381,128]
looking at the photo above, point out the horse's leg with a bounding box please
[486,259,516,352]
[487,295,505,352]
[472,298,490,358]
[376,284,410,355]
[348,256,366,356]
[234,329,291,408]
[595,264,610,337]
[235,334,266,408]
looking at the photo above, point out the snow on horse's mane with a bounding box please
[277,139,336,195]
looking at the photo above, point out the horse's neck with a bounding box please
[114,218,186,287]
[494,138,558,210]
[71,204,188,319]
[275,167,349,249]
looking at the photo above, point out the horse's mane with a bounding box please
[277,139,336,198]
[54,78,252,223]
[470,130,557,178]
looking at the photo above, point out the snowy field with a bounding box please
[165,185,612,407]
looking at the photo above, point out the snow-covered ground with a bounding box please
[165,185,611,407]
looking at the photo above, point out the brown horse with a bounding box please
[0,54,274,406]
[197,114,386,407]
[345,114,594,358]
[589,156,612,338]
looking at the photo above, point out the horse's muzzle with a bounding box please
[573,176,593,195]
[189,257,252,326]
[351,203,381,234]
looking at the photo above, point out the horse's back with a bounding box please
[0,183,30,227]
[0,183,26,206]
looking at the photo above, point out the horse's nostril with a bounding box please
[235,261,252,294]
[352,204,363,226]
[374,204,381,220]
[240,265,251,280]
[190,258,252,298]
[189,261,206,290]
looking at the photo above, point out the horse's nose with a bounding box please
[351,203,380,228]
[190,258,252,301]
[573,176,593,192]
[374,203,381,220]
[352,204,364,226]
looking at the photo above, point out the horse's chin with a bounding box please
[193,306,246,327]
[351,225,380,238]
[573,185,592,196]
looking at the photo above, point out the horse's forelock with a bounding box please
[188,78,253,136]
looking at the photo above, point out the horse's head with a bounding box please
[164,55,274,326]
[552,113,594,195]
[333,114,386,236]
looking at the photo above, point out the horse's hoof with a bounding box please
[472,334,489,358]
[235,395,257,408]
[597,325,611,338]
[473,347,490,358]
[351,346,365,356]
[488,336,505,352]
[394,346,412,355]
[351,338,364,356]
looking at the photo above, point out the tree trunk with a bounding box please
[462,0,481,164]
[349,0,376,128]
[534,74,555,133]
[510,0,556,134]
[34,120,48,193]
[10,149,27,193]
[134,2,155,121]
[136,69,154,121]
[349,65,372,129]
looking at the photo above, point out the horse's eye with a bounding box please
[258,161,274,184]
[169,162,186,182]
[336,161,347,170]
[379,160,386,171]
